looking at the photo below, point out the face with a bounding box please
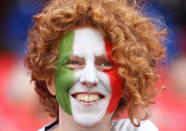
[55,27,122,127]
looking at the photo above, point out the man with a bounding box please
[25,0,167,130]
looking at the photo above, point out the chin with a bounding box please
[74,117,101,127]
[70,95,110,127]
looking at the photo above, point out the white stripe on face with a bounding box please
[73,28,106,58]
[69,28,111,127]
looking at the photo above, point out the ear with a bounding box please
[46,76,56,96]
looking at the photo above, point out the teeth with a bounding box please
[75,94,101,102]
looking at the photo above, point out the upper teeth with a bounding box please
[75,94,101,102]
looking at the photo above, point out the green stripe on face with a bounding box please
[55,31,74,115]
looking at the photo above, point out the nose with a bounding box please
[80,62,98,87]
[81,81,97,87]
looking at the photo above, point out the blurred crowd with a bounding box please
[0,0,185,131]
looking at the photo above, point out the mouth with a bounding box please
[71,92,105,103]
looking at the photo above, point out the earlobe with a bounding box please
[46,77,56,96]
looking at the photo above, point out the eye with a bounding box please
[68,60,79,65]
[97,60,113,70]
[101,61,112,66]
[66,58,84,69]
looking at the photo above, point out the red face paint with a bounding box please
[104,40,123,114]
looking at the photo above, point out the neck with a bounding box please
[57,108,112,131]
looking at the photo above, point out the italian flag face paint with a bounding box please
[55,28,122,118]
[55,31,74,115]
[104,40,123,114]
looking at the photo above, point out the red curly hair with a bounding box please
[25,0,167,126]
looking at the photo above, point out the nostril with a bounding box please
[81,81,98,87]
[92,82,97,87]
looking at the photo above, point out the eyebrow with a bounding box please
[69,55,108,59]
[69,55,83,59]
[95,55,108,60]
[69,55,85,62]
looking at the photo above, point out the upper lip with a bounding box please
[71,92,105,98]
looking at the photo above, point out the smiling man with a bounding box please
[25,0,167,131]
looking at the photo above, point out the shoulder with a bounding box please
[38,119,58,131]
[38,126,45,131]
[110,119,158,131]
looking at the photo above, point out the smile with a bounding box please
[72,92,105,103]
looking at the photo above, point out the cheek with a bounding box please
[104,67,122,114]
[55,67,74,115]
[104,39,122,113]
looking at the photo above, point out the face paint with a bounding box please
[104,40,123,114]
[55,27,122,127]
[69,28,111,127]
[55,31,74,115]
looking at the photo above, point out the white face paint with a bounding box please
[69,28,111,127]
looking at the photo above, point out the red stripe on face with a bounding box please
[104,40,123,114]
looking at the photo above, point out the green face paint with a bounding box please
[55,31,74,115]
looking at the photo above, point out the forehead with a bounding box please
[73,28,106,57]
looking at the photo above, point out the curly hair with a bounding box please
[25,0,167,127]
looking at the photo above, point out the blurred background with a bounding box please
[0,0,185,131]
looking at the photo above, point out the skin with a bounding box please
[55,30,74,115]
[69,28,112,127]
[104,39,122,113]
[49,27,122,131]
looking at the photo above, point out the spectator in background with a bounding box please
[169,56,186,100]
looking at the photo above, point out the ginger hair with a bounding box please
[25,0,167,126]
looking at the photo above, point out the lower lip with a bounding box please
[78,100,100,106]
